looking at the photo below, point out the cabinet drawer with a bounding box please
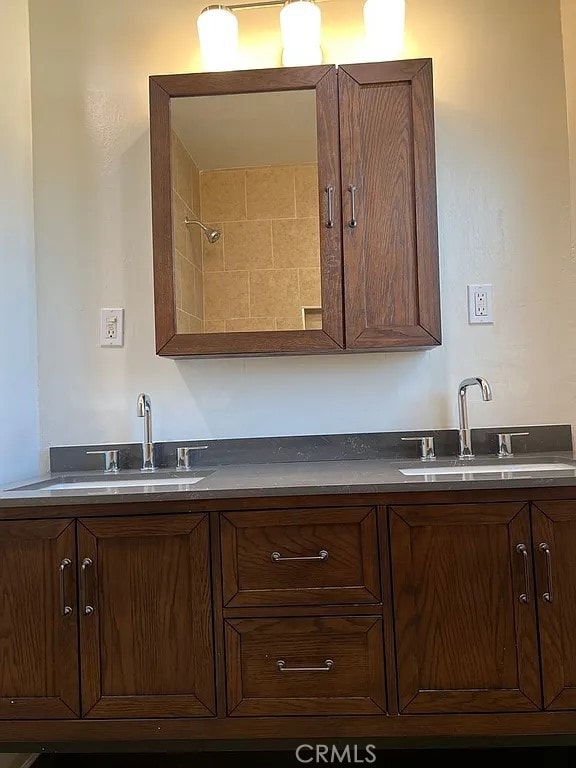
[225,616,386,716]
[221,508,380,607]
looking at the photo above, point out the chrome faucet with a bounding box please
[457,377,493,459]
[136,393,155,471]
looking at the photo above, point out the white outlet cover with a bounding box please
[467,284,494,325]
[100,308,124,347]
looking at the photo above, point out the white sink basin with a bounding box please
[400,462,574,476]
[44,476,207,491]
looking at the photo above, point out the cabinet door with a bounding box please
[78,514,215,718]
[338,60,441,350]
[390,503,540,713]
[532,502,576,709]
[151,66,344,358]
[0,519,79,718]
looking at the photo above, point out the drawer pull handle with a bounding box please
[277,659,334,673]
[516,543,530,604]
[271,549,328,563]
[540,542,553,603]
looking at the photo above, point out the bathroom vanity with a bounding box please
[150,59,441,357]
[2,452,576,746]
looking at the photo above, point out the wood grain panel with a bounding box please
[339,59,441,349]
[221,507,380,606]
[532,502,576,709]
[225,616,385,715]
[8,711,576,742]
[412,60,441,339]
[390,503,541,713]
[149,78,175,352]
[0,519,79,719]
[151,66,335,97]
[78,514,215,718]
[209,511,227,718]
[362,81,416,329]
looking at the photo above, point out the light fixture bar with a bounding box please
[228,0,330,9]
[228,0,283,9]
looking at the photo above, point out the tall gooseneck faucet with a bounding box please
[137,393,155,471]
[458,377,493,459]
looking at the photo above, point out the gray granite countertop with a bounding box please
[2,452,576,507]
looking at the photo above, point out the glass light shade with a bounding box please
[197,5,239,72]
[280,0,323,67]
[363,0,405,60]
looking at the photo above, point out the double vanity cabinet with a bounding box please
[2,484,576,745]
[150,59,441,357]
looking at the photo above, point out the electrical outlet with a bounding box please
[467,285,494,324]
[100,308,124,347]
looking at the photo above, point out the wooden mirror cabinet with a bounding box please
[150,60,441,358]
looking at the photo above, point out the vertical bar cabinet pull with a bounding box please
[540,543,553,603]
[325,185,334,229]
[59,558,72,616]
[81,557,94,615]
[348,184,358,228]
[516,543,530,603]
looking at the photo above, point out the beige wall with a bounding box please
[0,0,39,482]
[28,0,575,451]
[562,0,576,262]
[200,163,321,332]
[171,130,204,332]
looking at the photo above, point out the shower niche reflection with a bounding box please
[170,91,321,335]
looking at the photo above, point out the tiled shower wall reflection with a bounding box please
[172,132,322,334]
[171,132,204,332]
[200,164,321,332]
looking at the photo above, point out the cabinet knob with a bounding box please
[401,436,436,461]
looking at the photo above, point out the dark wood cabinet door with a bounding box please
[338,59,441,350]
[78,514,215,718]
[390,503,540,713]
[0,519,79,718]
[532,502,576,710]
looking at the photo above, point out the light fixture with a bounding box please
[363,0,405,60]
[195,0,327,72]
[197,5,239,72]
[280,0,322,66]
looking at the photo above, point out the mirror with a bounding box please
[170,91,321,335]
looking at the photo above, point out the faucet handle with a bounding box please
[401,436,436,461]
[87,450,120,473]
[493,432,529,459]
[177,446,209,471]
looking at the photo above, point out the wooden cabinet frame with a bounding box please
[150,66,344,357]
[10,487,576,742]
[150,60,442,358]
